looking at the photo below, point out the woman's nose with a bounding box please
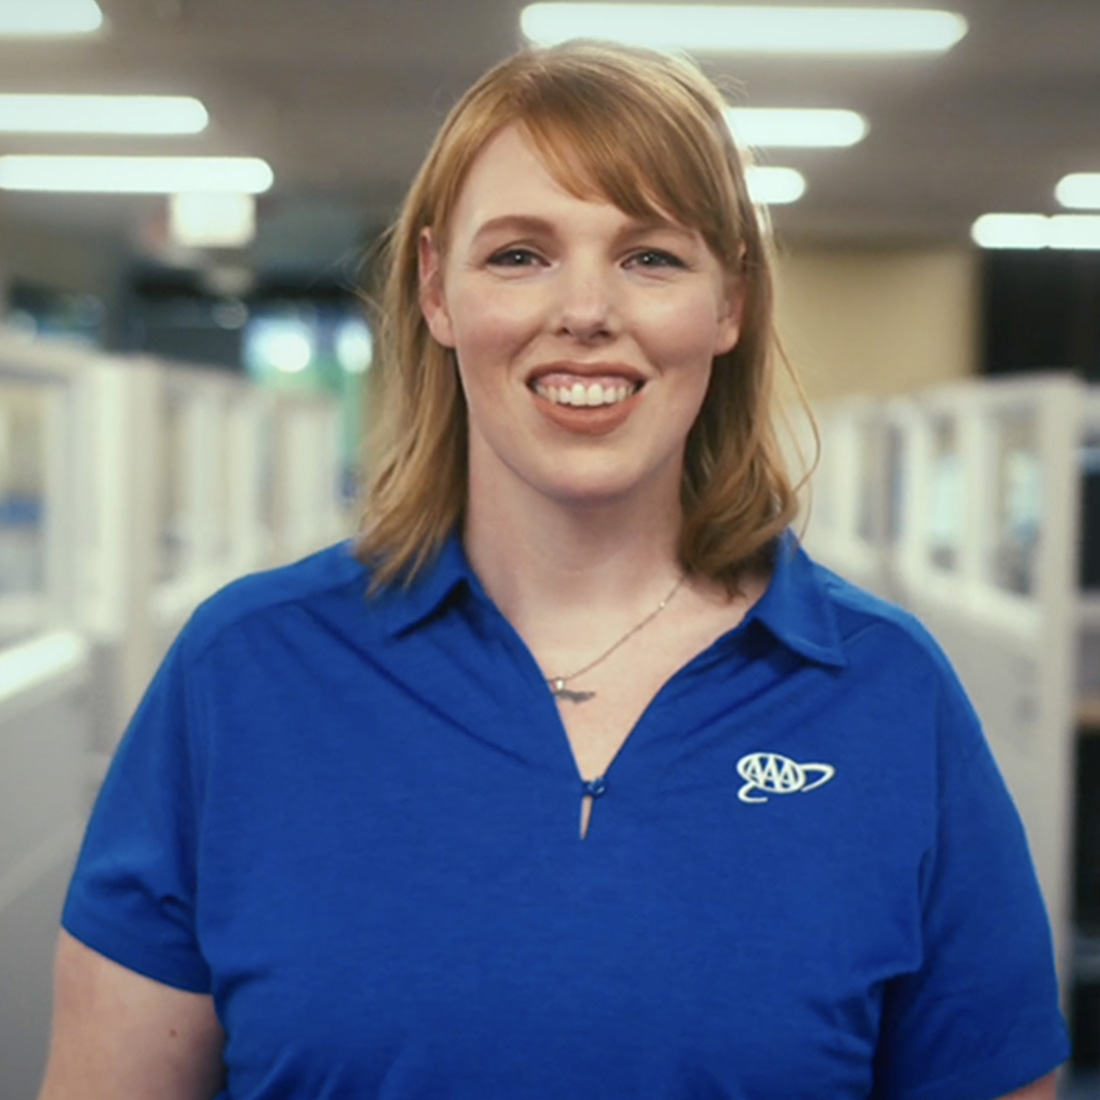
[554,261,618,341]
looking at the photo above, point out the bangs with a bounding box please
[514,76,746,269]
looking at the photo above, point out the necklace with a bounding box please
[547,573,688,704]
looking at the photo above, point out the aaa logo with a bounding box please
[736,752,836,804]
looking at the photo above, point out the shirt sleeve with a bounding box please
[872,666,1071,1100]
[61,631,212,993]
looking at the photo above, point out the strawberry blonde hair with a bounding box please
[357,41,811,590]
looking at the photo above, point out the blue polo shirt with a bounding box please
[63,534,1069,1099]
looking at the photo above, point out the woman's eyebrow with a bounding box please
[622,218,695,239]
[468,212,698,248]
[470,214,554,243]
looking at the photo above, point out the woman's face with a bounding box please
[419,124,743,513]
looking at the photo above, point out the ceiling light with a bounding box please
[0,156,274,194]
[970,213,1100,250]
[746,166,805,205]
[727,108,867,148]
[1049,215,1100,250]
[0,95,208,135]
[0,0,102,35]
[1054,173,1100,210]
[971,214,1051,250]
[521,4,968,54]
[169,192,256,249]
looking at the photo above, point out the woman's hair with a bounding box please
[357,40,811,590]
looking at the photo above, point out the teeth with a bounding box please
[534,380,635,407]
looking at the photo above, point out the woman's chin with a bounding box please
[534,466,680,515]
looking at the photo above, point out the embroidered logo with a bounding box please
[736,752,836,804]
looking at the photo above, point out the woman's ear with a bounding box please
[418,228,456,348]
[713,242,750,355]
[714,274,746,357]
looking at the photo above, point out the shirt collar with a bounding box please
[374,528,847,668]
[373,533,480,637]
[746,530,847,668]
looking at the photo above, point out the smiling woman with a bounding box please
[39,40,1067,1100]
[364,42,787,591]
[416,124,741,513]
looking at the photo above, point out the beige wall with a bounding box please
[774,244,980,402]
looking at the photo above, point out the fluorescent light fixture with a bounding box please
[0,156,274,194]
[169,192,256,249]
[0,0,103,35]
[746,166,805,205]
[0,95,208,135]
[521,4,968,54]
[727,108,867,148]
[971,213,1100,250]
[1055,173,1100,210]
[1050,215,1100,250]
[971,214,1051,250]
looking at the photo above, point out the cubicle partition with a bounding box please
[894,379,1081,978]
[802,395,898,601]
[805,373,1098,1070]
[142,374,346,732]
[0,334,346,1100]
[0,339,95,1100]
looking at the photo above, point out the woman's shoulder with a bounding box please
[802,553,964,685]
[790,552,989,761]
[179,540,372,661]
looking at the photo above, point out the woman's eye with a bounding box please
[487,247,541,267]
[628,249,685,269]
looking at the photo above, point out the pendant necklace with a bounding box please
[547,573,687,704]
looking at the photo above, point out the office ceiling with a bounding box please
[0,0,1097,287]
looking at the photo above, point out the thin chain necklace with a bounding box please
[547,573,688,704]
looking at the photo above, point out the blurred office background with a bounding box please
[0,1,1097,1096]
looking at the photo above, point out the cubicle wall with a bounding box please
[144,368,345,739]
[804,373,1097,1058]
[804,395,898,600]
[0,340,96,1100]
[0,335,346,1099]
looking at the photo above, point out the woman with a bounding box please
[39,43,1068,1100]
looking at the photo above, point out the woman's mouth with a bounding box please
[532,378,643,407]
[526,369,646,436]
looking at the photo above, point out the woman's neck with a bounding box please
[463,476,685,632]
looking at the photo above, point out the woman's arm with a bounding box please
[1000,1073,1058,1099]
[37,930,225,1100]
